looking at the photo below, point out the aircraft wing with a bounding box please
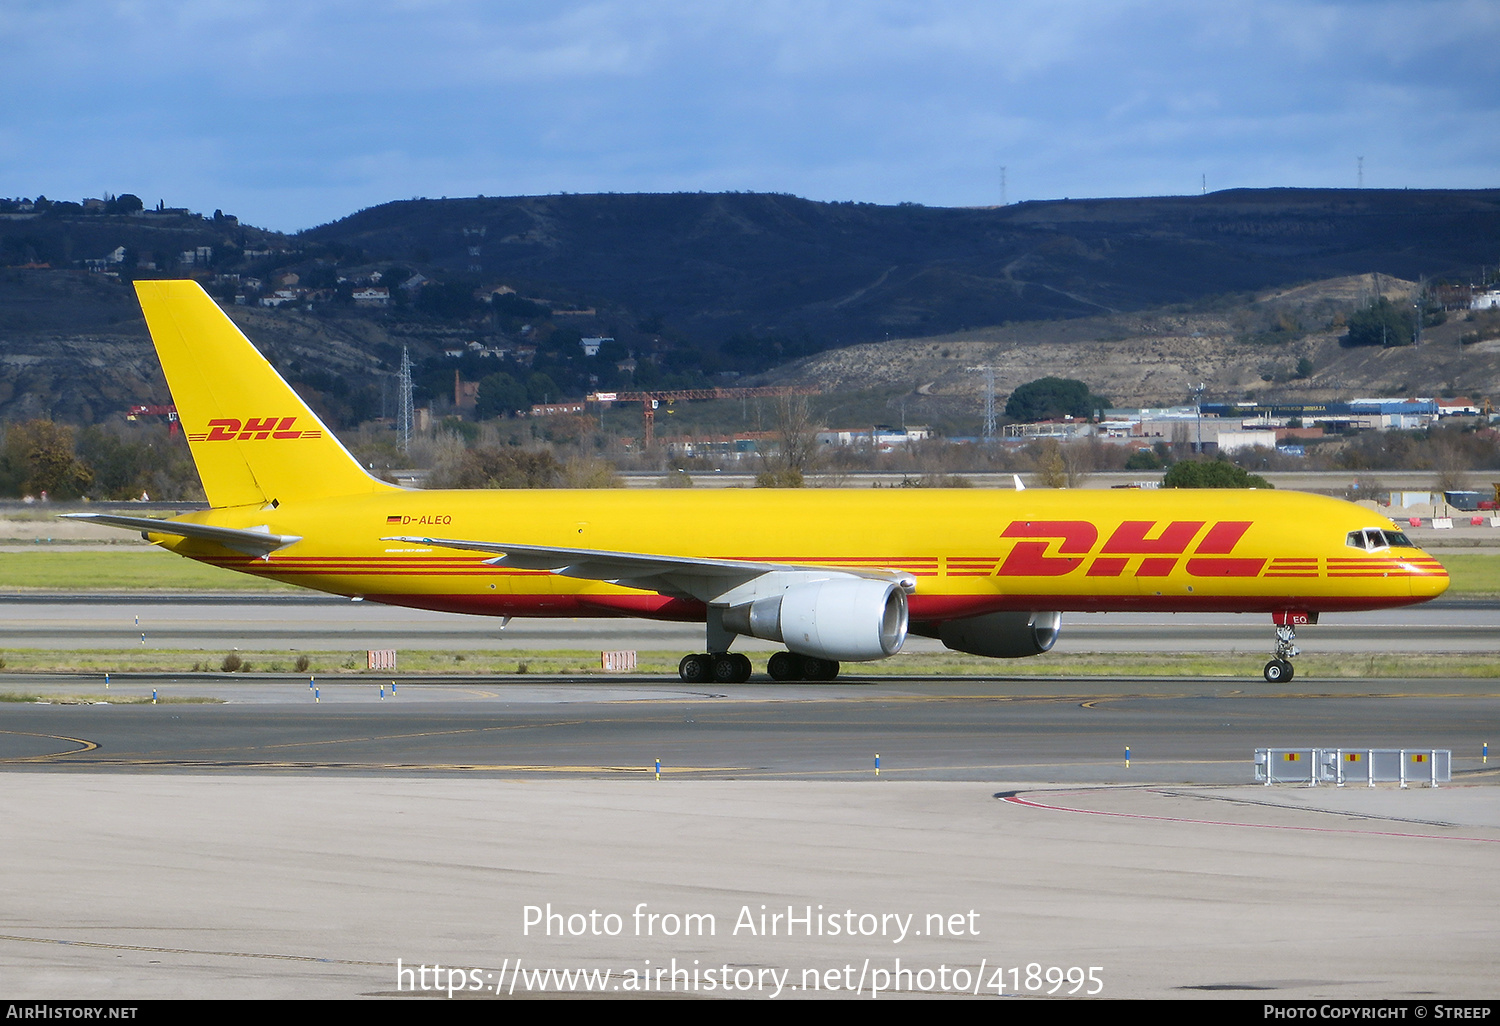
[62,513,302,558]
[382,534,917,604]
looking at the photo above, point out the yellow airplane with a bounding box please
[70,280,1449,684]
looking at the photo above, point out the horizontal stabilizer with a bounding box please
[62,513,302,558]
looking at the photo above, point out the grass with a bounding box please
[0,549,1496,596]
[1431,554,1500,596]
[2,648,1500,679]
[0,649,618,675]
[0,691,221,704]
[0,549,298,591]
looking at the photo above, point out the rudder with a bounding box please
[135,279,397,508]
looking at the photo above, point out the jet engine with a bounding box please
[937,610,1061,658]
[722,578,908,662]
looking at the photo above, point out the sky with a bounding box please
[2,0,1497,233]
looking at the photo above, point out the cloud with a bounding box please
[0,1,1494,229]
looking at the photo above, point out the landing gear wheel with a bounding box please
[679,653,711,683]
[1265,621,1301,684]
[711,653,752,684]
[767,651,800,682]
[800,656,840,681]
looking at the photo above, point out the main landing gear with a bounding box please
[1263,612,1312,683]
[767,651,840,682]
[675,608,841,683]
[678,652,753,684]
[675,650,840,683]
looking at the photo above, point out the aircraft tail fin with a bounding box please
[134,279,399,508]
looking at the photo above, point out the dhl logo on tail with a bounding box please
[190,417,324,442]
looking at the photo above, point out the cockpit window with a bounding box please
[1346,529,1416,551]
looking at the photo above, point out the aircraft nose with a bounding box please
[1408,551,1450,599]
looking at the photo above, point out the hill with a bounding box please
[305,188,1500,346]
[2,188,1500,427]
[778,273,1500,432]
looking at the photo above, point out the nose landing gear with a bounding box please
[1263,612,1313,682]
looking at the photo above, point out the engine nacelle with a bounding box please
[938,611,1061,658]
[722,578,908,662]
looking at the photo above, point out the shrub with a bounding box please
[1163,458,1272,489]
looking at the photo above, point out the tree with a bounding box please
[1428,425,1476,495]
[475,373,527,419]
[76,427,144,498]
[415,280,479,320]
[1163,458,1272,489]
[439,447,563,488]
[303,264,339,289]
[491,292,549,320]
[561,457,623,488]
[631,358,662,390]
[1005,377,1109,422]
[1034,438,1067,487]
[755,396,818,487]
[1,420,93,498]
[1343,297,1415,348]
[525,373,560,406]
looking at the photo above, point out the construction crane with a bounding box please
[587,386,819,448]
[126,404,180,435]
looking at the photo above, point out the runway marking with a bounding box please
[0,931,382,967]
[18,759,743,774]
[689,760,1258,779]
[596,689,1500,706]
[255,722,587,752]
[0,730,99,763]
[1000,787,1500,843]
[601,694,1125,706]
[101,721,591,762]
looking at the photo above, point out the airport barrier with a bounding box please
[368,649,397,670]
[1402,516,1500,527]
[601,650,638,671]
[1254,748,1451,787]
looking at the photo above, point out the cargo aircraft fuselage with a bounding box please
[71,282,1449,684]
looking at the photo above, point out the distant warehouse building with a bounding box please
[817,425,933,451]
[530,402,587,417]
[1215,429,1279,453]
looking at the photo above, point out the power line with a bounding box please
[968,365,997,442]
[398,345,414,454]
